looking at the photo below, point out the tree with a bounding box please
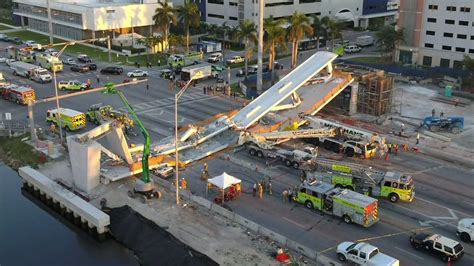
[311,15,327,49]
[322,17,343,51]
[168,33,184,53]
[235,19,257,79]
[376,25,405,61]
[264,16,287,72]
[152,1,176,53]
[463,55,474,74]
[177,1,200,52]
[288,12,313,68]
[136,35,163,61]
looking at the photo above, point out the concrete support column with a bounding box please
[348,83,358,116]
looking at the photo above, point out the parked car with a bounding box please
[77,54,92,63]
[457,218,474,242]
[25,40,42,50]
[6,59,17,66]
[127,69,148,77]
[11,37,23,45]
[0,57,6,63]
[0,33,8,41]
[159,69,175,80]
[100,66,123,75]
[58,80,89,91]
[62,58,76,65]
[344,45,362,54]
[70,64,91,73]
[226,55,245,65]
[153,166,174,179]
[208,52,223,63]
[409,232,464,262]
[84,63,97,71]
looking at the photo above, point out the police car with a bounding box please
[409,232,464,262]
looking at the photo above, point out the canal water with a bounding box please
[0,164,139,266]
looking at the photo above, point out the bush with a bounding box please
[94,41,146,54]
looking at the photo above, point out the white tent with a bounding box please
[206,172,241,202]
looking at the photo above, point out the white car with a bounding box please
[344,45,362,54]
[62,58,76,65]
[208,53,223,63]
[127,69,148,77]
[0,57,6,63]
[6,59,17,66]
[25,40,42,50]
[337,241,399,266]
[457,218,474,242]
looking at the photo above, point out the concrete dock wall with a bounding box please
[19,166,110,235]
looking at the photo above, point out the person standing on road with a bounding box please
[253,183,257,197]
[416,131,420,145]
[96,74,100,84]
[258,183,263,199]
[440,111,444,117]
[267,180,272,195]
[282,190,288,202]
[137,62,141,68]
[432,108,435,117]
[394,143,399,156]
[147,62,152,68]
[288,188,293,203]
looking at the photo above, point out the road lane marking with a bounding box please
[416,196,471,217]
[282,216,306,229]
[394,246,425,260]
[392,204,457,229]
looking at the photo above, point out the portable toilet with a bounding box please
[444,85,452,97]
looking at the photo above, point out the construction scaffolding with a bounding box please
[337,65,394,116]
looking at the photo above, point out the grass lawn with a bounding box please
[0,134,44,169]
[229,53,291,69]
[6,30,166,66]
[0,24,13,31]
[347,56,387,64]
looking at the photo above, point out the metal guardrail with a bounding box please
[0,120,28,136]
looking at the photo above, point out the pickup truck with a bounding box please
[410,232,464,262]
[226,56,244,65]
[457,218,474,242]
[337,242,399,266]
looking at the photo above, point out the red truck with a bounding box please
[0,84,36,105]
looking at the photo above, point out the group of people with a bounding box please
[252,177,273,199]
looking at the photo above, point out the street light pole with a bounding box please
[256,0,264,92]
[174,78,194,205]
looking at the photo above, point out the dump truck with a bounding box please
[302,158,415,203]
[10,61,52,83]
[167,52,202,68]
[304,116,384,158]
[0,84,36,105]
[36,54,63,72]
[46,108,86,131]
[86,103,134,134]
[295,180,379,227]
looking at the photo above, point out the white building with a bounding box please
[12,0,164,40]
[396,0,474,69]
[203,0,399,29]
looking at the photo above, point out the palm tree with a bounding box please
[311,15,327,49]
[177,1,200,52]
[323,17,343,51]
[168,33,184,53]
[288,12,313,68]
[376,25,405,61]
[235,19,257,79]
[152,1,176,52]
[264,16,287,72]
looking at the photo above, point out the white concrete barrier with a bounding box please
[233,215,260,232]
[258,226,287,247]
[19,166,110,234]
[191,195,212,209]
[210,203,235,221]
[286,239,317,261]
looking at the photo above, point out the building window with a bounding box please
[445,19,455,24]
[470,49,474,54]
[229,16,238,20]
[453,60,463,69]
[422,56,432,66]
[442,45,452,51]
[265,1,294,7]
[427,18,436,23]
[440,58,450,68]
[424,43,434,48]
[459,20,469,26]
[457,34,467,39]
[460,7,471,12]
[455,47,466,52]
[471,36,474,40]
[426,30,435,35]
[208,13,225,18]
[208,0,224,4]
[443,32,453,38]
[300,0,321,3]
[428,4,438,10]
[229,2,238,5]
[446,6,456,11]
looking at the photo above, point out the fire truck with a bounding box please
[295,180,379,227]
[7,46,35,63]
[0,84,36,105]
[302,158,415,203]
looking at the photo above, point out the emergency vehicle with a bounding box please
[410,233,464,262]
[36,54,63,72]
[0,84,36,105]
[295,180,379,227]
[167,52,202,68]
[302,158,415,203]
[46,108,86,131]
[86,103,134,134]
[7,46,35,63]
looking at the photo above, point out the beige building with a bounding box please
[396,0,474,69]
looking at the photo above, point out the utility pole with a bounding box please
[107,36,112,62]
[27,100,37,142]
[256,0,264,92]
[46,0,54,45]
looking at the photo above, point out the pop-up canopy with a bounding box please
[207,172,241,189]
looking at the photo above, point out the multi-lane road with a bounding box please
[1,37,472,266]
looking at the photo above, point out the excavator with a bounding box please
[103,82,160,203]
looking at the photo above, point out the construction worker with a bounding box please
[86,79,91,88]
[261,179,266,194]
[282,190,288,202]
[258,183,263,199]
[394,143,399,155]
[202,163,209,179]
[181,178,187,190]
[235,182,241,196]
[267,180,272,195]
[387,143,392,154]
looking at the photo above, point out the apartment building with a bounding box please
[12,0,163,40]
[396,0,473,69]
[203,0,398,28]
